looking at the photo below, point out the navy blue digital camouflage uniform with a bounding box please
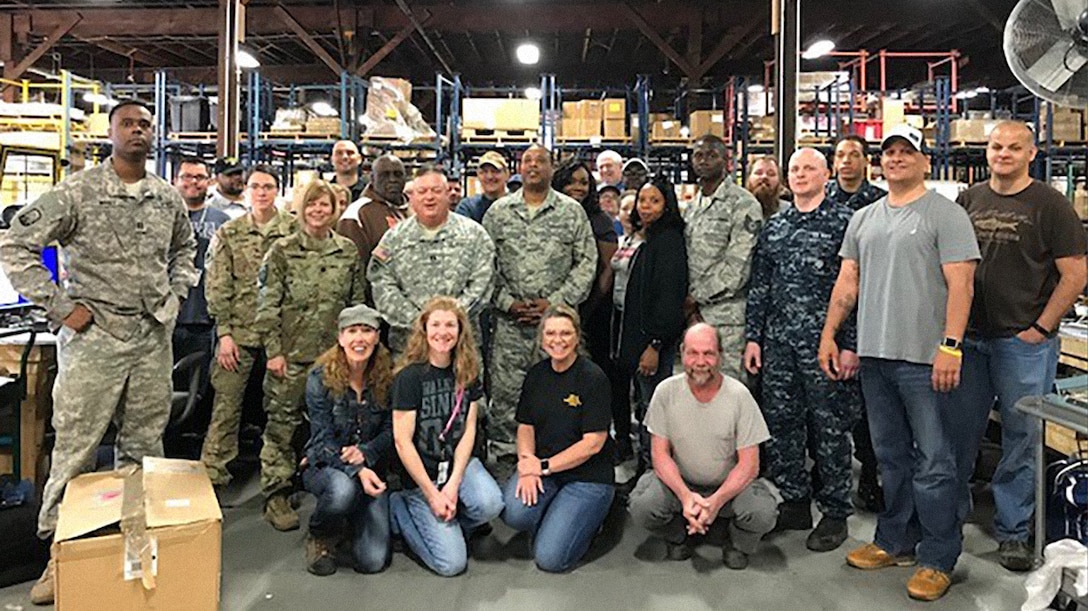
[745,197,861,519]
[824,179,886,488]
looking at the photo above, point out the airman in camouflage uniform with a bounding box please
[0,101,198,564]
[256,180,367,529]
[744,148,860,552]
[200,166,295,487]
[368,167,495,353]
[482,145,597,473]
[685,136,763,381]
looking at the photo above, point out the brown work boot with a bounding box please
[264,493,300,532]
[906,567,952,601]
[30,555,54,606]
[845,542,916,570]
[305,535,337,576]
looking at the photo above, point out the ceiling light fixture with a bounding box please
[516,43,540,65]
[747,84,766,94]
[236,49,260,69]
[802,39,836,60]
[524,86,542,100]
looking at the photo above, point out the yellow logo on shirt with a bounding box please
[563,394,582,408]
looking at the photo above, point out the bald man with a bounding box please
[744,148,860,552]
[952,121,1087,571]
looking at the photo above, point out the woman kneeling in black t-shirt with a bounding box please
[389,296,503,577]
[501,304,616,572]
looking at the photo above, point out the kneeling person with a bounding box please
[501,305,615,573]
[629,323,778,569]
[302,305,394,576]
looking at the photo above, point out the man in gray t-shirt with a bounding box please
[628,324,778,570]
[819,125,979,602]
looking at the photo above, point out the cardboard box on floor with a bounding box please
[54,457,222,611]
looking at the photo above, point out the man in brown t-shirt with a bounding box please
[953,120,1087,572]
[336,154,409,264]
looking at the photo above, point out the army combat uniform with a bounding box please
[255,230,367,498]
[482,189,596,464]
[744,197,860,518]
[367,213,495,353]
[200,209,295,486]
[0,160,197,538]
[684,179,764,381]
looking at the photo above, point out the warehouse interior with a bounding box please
[0,0,1086,610]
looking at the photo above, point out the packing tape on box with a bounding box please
[120,465,157,590]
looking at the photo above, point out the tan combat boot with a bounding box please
[30,554,55,606]
[305,535,337,576]
[264,493,300,531]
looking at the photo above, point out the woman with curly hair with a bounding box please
[389,296,503,577]
[302,304,394,576]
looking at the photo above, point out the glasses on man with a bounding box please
[248,184,278,192]
[178,174,209,182]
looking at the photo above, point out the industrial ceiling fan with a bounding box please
[1004,0,1088,108]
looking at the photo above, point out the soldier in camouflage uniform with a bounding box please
[368,166,494,353]
[743,148,860,553]
[482,145,597,475]
[200,165,296,487]
[0,100,197,605]
[684,135,763,381]
[256,180,368,530]
[824,134,887,513]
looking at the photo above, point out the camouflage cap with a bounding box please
[338,303,382,330]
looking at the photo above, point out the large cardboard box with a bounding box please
[603,118,626,140]
[602,98,626,120]
[689,110,725,138]
[462,98,540,131]
[576,100,603,121]
[651,117,682,140]
[949,118,998,143]
[54,458,222,611]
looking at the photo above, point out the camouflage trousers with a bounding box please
[200,344,264,486]
[39,318,172,538]
[486,316,544,464]
[699,299,747,382]
[260,361,310,497]
[761,338,860,519]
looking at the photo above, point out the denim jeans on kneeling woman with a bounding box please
[302,466,391,573]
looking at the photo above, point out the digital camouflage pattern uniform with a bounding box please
[255,230,367,497]
[482,189,596,463]
[200,209,296,485]
[0,160,198,538]
[745,197,860,518]
[684,179,764,381]
[367,213,495,353]
[824,179,887,213]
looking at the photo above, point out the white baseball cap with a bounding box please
[881,124,927,154]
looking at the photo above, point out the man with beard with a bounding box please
[482,144,597,477]
[330,140,366,203]
[683,135,763,381]
[746,156,790,219]
[0,100,198,605]
[337,154,409,264]
[629,323,778,570]
[207,156,248,219]
[456,151,510,223]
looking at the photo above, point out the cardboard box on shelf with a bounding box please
[560,117,602,139]
[462,98,540,131]
[305,117,342,136]
[1074,184,1087,220]
[651,118,682,140]
[949,118,998,143]
[603,98,626,120]
[576,100,604,121]
[603,118,626,140]
[54,457,222,611]
[689,110,725,138]
[562,101,579,119]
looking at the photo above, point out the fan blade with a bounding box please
[1026,39,1087,91]
[1049,0,1083,30]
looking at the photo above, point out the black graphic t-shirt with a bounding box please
[391,362,483,488]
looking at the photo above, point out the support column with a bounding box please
[217,0,243,158]
[773,0,799,168]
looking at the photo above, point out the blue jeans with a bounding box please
[301,466,391,573]
[501,476,615,573]
[861,358,961,573]
[951,335,1059,542]
[389,457,503,577]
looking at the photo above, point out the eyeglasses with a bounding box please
[248,184,278,192]
[178,174,209,182]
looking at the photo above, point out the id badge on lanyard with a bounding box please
[435,387,465,487]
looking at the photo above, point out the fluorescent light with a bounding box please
[524,86,542,100]
[237,49,260,69]
[975,86,990,94]
[747,84,765,94]
[954,90,979,100]
[516,43,540,65]
[311,101,338,117]
[82,92,110,105]
[802,39,835,59]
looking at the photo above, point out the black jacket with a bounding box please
[614,225,689,371]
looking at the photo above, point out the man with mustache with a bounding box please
[0,99,198,605]
[745,156,790,220]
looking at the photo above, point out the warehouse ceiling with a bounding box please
[1,0,1021,93]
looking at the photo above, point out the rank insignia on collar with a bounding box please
[563,394,582,407]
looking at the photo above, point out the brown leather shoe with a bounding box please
[845,543,916,570]
[907,567,952,601]
[30,555,54,606]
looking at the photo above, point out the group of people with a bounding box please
[0,97,1084,605]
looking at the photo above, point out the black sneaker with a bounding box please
[998,539,1034,572]
[722,540,748,570]
[806,516,848,552]
[665,539,693,561]
[772,499,813,532]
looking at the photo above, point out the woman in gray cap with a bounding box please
[301,304,394,576]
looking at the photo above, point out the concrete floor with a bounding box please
[0,461,1033,611]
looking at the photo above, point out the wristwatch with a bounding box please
[940,336,962,350]
[540,459,551,476]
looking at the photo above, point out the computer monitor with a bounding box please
[0,245,59,308]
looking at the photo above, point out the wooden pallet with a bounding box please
[461,127,539,143]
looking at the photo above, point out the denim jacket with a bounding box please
[304,366,393,477]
